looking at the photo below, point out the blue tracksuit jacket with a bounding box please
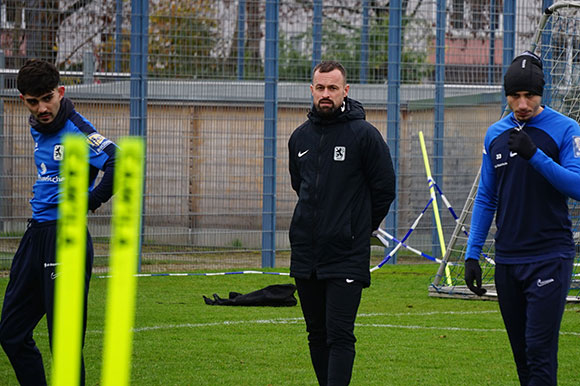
[466,106,580,264]
[30,99,116,221]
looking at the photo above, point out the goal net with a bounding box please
[430,1,580,302]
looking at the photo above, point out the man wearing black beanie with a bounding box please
[503,50,545,98]
[464,51,580,385]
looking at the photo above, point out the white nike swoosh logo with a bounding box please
[537,278,554,287]
[510,151,517,158]
[298,150,309,158]
[346,279,354,283]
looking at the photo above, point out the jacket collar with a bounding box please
[307,97,365,126]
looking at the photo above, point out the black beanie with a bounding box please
[504,51,545,96]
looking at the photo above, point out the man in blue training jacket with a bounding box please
[465,51,580,385]
[0,59,117,385]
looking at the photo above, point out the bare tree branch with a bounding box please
[62,0,95,19]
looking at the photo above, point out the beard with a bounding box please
[314,99,340,118]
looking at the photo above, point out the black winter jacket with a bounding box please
[288,97,396,286]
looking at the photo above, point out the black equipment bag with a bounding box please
[203,284,297,307]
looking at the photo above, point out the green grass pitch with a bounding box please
[1,264,579,385]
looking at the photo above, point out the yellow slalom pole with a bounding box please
[419,131,452,286]
[53,135,89,386]
[101,137,145,386]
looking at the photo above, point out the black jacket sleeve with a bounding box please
[88,144,116,211]
[362,126,396,230]
[288,133,301,195]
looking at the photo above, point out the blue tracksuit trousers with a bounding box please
[495,258,573,386]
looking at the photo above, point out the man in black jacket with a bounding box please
[288,61,396,385]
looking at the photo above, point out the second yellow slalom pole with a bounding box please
[101,137,145,386]
[419,131,452,286]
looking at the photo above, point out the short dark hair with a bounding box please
[312,61,347,83]
[17,59,60,96]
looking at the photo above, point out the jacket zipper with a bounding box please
[311,131,324,266]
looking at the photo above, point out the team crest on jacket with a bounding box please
[53,144,64,161]
[574,136,580,158]
[334,146,346,161]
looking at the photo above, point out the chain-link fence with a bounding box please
[0,0,560,273]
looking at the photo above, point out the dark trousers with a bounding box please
[295,276,363,386]
[0,220,94,386]
[495,258,573,386]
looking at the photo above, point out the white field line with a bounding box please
[82,309,580,336]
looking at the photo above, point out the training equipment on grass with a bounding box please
[371,197,435,271]
[374,228,441,263]
[53,135,89,386]
[430,180,495,266]
[101,137,145,386]
[371,178,470,269]
[53,136,146,385]
[371,175,471,269]
[430,1,580,302]
[419,131,452,285]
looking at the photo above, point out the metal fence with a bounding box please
[0,0,561,273]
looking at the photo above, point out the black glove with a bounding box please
[464,258,487,296]
[508,128,537,160]
[88,194,102,212]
